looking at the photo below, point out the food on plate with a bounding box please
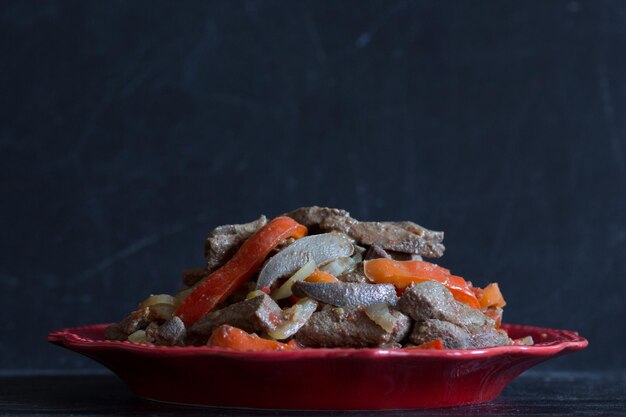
[105,206,527,350]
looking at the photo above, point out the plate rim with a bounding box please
[48,322,588,360]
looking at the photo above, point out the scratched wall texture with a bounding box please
[1,0,625,370]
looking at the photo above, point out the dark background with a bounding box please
[1,0,624,371]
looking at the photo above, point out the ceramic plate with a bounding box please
[48,323,587,409]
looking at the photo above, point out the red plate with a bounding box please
[48,323,587,410]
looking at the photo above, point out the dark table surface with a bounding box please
[0,370,624,417]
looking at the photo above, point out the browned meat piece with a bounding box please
[337,262,368,283]
[386,251,423,261]
[284,206,444,258]
[222,281,256,306]
[103,324,128,341]
[256,233,354,290]
[398,281,512,348]
[186,294,282,345]
[410,319,511,349]
[364,245,391,260]
[295,306,410,348]
[181,268,208,287]
[204,215,267,272]
[145,317,186,346]
[381,221,444,243]
[348,222,445,258]
[409,319,474,349]
[292,282,397,307]
[364,245,422,261]
[398,281,493,329]
[104,307,151,340]
[283,206,354,233]
[337,270,368,283]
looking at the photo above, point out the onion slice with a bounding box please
[140,294,176,308]
[267,297,318,340]
[364,303,397,333]
[271,260,316,300]
[127,330,147,344]
[320,257,357,277]
[246,290,267,300]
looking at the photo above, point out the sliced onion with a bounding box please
[267,297,318,340]
[150,304,175,320]
[246,290,267,300]
[127,330,147,344]
[365,303,397,333]
[320,257,356,276]
[140,294,176,309]
[515,336,534,346]
[271,260,316,300]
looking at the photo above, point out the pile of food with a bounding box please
[105,206,530,350]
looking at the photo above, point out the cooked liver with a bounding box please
[186,294,282,345]
[410,319,510,349]
[399,281,512,348]
[364,245,391,260]
[348,222,445,258]
[295,306,410,347]
[398,281,493,329]
[204,215,267,272]
[256,233,354,290]
[145,316,186,346]
[284,206,445,258]
[104,307,152,341]
[292,282,397,307]
[409,319,474,349]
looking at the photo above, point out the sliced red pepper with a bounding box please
[304,269,340,283]
[409,339,444,350]
[477,283,506,309]
[175,216,307,325]
[208,325,300,351]
[363,259,481,309]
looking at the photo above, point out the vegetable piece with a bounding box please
[138,294,177,320]
[127,330,147,344]
[140,294,176,308]
[363,259,480,309]
[365,303,398,333]
[513,336,534,346]
[267,297,318,340]
[407,339,444,350]
[150,305,176,321]
[305,270,340,283]
[245,290,268,300]
[477,283,506,309]
[175,217,308,325]
[256,233,354,290]
[271,260,316,300]
[207,325,300,351]
[320,257,357,277]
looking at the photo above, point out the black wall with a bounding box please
[1,0,625,370]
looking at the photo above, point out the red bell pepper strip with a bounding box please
[304,269,340,283]
[407,339,444,350]
[477,283,506,309]
[208,325,300,351]
[363,259,481,309]
[175,216,307,325]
